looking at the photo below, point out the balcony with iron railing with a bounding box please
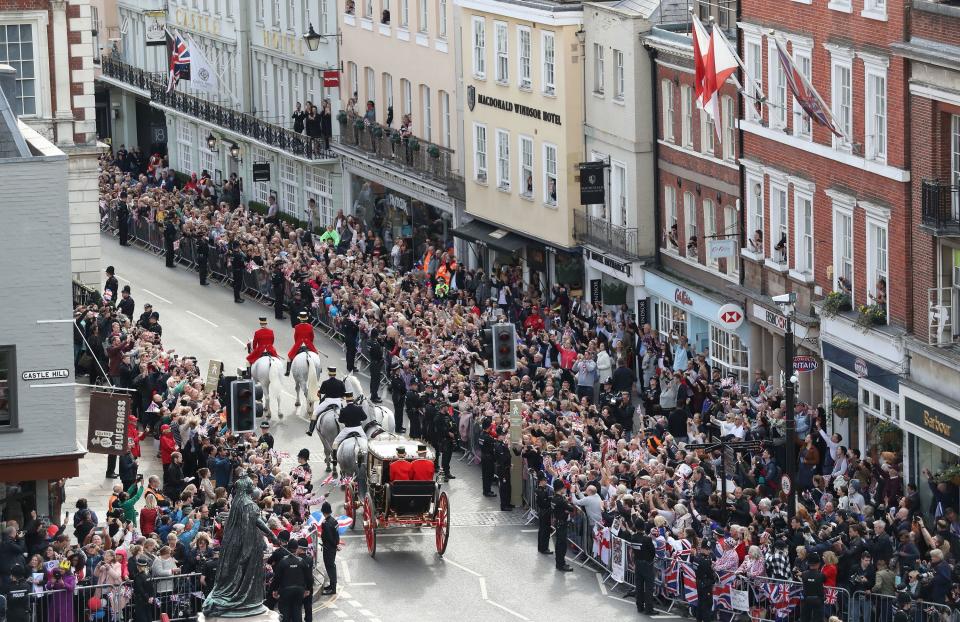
[573,210,642,261]
[921,180,960,236]
[99,55,166,92]
[335,117,464,195]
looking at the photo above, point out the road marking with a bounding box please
[340,560,352,585]
[231,335,246,347]
[444,558,483,577]
[347,582,376,586]
[595,571,608,596]
[348,600,362,607]
[186,310,218,327]
[486,600,530,620]
[142,288,171,304]
[331,610,347,618]
[478,576,488,600]
[117,275,131,283]
[358,610,375,618]
[520,529,538,533]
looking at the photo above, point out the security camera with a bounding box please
[772,293,797,305]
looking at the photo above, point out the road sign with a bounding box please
[793,355,819,372]
[717,303,745,329]
[22,369,69,381]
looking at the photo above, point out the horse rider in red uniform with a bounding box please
[286,311,318,376]
[247,317,280,366]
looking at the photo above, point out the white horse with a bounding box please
[344,375,396,433]
[249,355,284,419]
[291,349,323,419]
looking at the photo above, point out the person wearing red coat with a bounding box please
[125,415,147,459]
[246,317,280,364]
[523,305,545,333]
[159,424,176,466]
[285,311,317,375]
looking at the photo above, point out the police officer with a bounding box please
[196,233,210,286]
[405,380,424,439]
[479,423,497,497]
[692,542,716,622]
[116,196,130,246]
[287,290,307,329]
[230,242,246,303]
[319,502,339,595]
[272,538,312,622]
[632,521,657,614]
[132,556,156,622]
[388,362,406,433]
[893,592,914,622]
[271,261,286,320]
[552,480,574,572]
[799,553,825,622]
[341,314,360,373]
[0,564,30,622]
[265,530,292,610]
[494,435,515,511]
[258,420,275,449]
[433,406,456,481]
[163,217,178,268]
[368,328,384,402]
[535,474,553,554]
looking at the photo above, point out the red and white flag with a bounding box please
[691,16,737,141]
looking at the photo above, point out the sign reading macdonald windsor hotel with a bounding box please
[904,396,960,447]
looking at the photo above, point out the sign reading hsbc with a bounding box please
[717,303,745,329]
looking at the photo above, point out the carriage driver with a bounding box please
[306,366,347,436]
[332,392,368,451]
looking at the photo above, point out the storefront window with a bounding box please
[554,250,584,291]
[913,434,959,517]
[657,301,687,341]
[710,325,749,387]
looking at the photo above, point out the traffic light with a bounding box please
[491,323,517,373]
[229,379,263,433]
[480,326,494,366]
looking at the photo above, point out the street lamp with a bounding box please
[229,142,242,162]
[303,23,322,51]
[206,133,218,152]
[772,291,798,519]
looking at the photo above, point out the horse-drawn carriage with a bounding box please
[343,435,451,558]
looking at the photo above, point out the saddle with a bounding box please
[363,420,385,438]
[343,430,363,441]
[298,345,308,354]
[259,351,272,359]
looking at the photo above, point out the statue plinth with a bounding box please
[198,610,280,622]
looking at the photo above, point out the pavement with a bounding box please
[63,233,669,622]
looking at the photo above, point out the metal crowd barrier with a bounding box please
[28,573,203,622]
[852,590,953,622]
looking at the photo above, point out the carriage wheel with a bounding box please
[344,484,354,525]
[435,491,450,556]
[363,493,377,558]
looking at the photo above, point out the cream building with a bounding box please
[335,0,465,269]
[455,0,585,294]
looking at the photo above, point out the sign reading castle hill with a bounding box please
[475,92,562,126]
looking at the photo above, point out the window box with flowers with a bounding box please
[856,303,886,329]
[831,394,855,419]
[821,291,852,317]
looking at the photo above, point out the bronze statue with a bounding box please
[202,475,279,618]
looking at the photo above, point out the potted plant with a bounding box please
[831,394,855,419]
[935,464,960,486]
[353,118,365,131]
[372,125,384,139]
[409,138,420,151]
[821,291,852,317]
[427,144,441,159]
[337,110,347,123]
[874,420,901,450]
[856,304,887,328]
[390,129,402,144]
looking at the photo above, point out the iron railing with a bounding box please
[573,210,642,261]
[335,117,464,190]
[100,55,166,91]
[921,180,960,236]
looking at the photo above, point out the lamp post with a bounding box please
[206,133,219,152]
[774,292,798,519]
[229,142,242,162]
[303,24,322,51]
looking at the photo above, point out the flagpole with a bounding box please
[710,19,768,115]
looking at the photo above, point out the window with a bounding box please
[418,0,427,32]
[472,17,486,78]
[794,191,814,275]
[365,67,376,104]
[722,96,735,161]
[744,36,763,122]
[828,0,851,11]
[272,0,281,25]
[953,115,960,216]
[280,161,299,216]
[0,346,15,428]
[518,26,531,88]
[830,50,853,149]
[177,123,194,174]
[383,72,393,107]
[544,143,558,205]
[519,135,534,197]
[257,0,265,22]
[252,147,271,204]
[710,326,749,388]
[681,85,693,148]
[664,185,678,251]
[474,123,488,182]
[769,40,787,129]
[495,22,508,83]
[833,203,854,300]
[0,24,36,115]
[438,0,447,38]
[865,67,887,162]
[863,0,886,19]
[440,90,450,147]
[91,5,101,62]
[657,301,687,341]
[305,166,334,227]
[401,78,412,116]
[701,109,715,155]
[662,80,675,142]
[593,43,604,94]
[724,205,739,276]
[704,198,717,268]
[363,0,373,19]
[199,141,215,177]
[496,129,510,190]
[612,162,627,227]
[792,46,812,139]
[420,84,431,141]
[398,0,408,27]
[770,182,788,264]
[683,191,697,257]
[746,176,764,254]
[347,61,358,97]
[867,219,889,322]
[542,32,555,95]
[614,49,624,100]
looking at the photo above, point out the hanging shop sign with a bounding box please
[587,250,632,276]
[323,70,340,87]
[590,279,602,305]
[87,392,132,456]
[854,357,868,378]
[145,11,167,46]
[637,298,650,327]
[707,238,737,260]
[253,162,271,182]
[717,303,745,329]
[579,161,605,205]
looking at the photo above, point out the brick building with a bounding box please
[737,0,910,457]
[892,0,960,510]
[1,0,102,286]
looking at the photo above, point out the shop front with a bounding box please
[899,383,960,515]
[644,270,751,387]
[584,249,645,319]
[821,340,902,464]
[745,300,822,407]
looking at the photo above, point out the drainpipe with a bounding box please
[647,43,662,272]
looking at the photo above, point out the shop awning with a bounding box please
[452,220,526,254]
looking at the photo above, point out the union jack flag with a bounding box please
[166,30,191,93]
[663,560,681,598]
[763,582,803,620]
[713,571,737,610]
[825,586,838,605]
[774,39,841,138]
[681,562,699,606]
[319,473,336,487]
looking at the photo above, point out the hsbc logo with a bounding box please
[717,303,745,329]
[721,310,741,324]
